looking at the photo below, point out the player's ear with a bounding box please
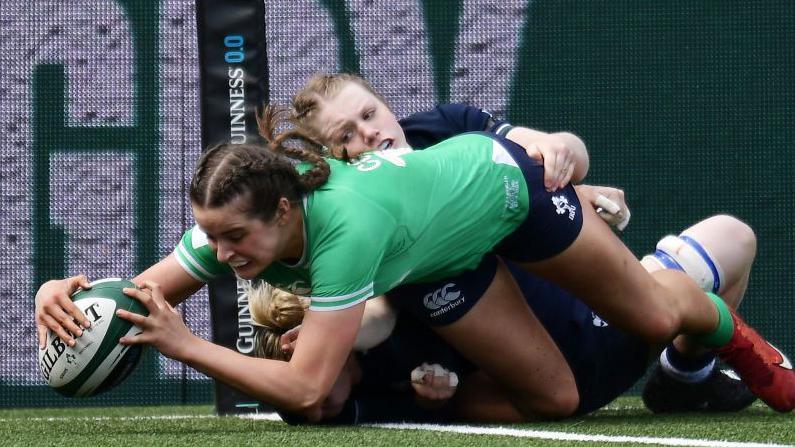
[276,197,292,226]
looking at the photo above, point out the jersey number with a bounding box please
[352,148,412,172]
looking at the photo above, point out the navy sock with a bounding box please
[660,345,716,383]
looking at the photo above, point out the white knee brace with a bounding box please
[641,235,724,294]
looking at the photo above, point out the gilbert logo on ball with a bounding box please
[38,278,148,397]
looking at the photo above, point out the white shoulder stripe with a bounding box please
[175,244,214,280]
[309,283,374,302]
[191,226,209,249]
[174,253,205,282]
[309,294,371,312]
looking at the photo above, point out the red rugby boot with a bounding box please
[714,308,795,412]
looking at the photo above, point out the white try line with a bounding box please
[0,414,217,423]
[370,423,795,447]
[4,413,791,447]
[0,413,281,423]
[238,413,794,447]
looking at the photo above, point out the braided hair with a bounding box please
[190,107,330,221]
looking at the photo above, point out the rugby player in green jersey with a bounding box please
[284,72,761,414]
[35,101,795,421]
[46,113,795,421]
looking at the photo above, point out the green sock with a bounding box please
[692,292,735,348]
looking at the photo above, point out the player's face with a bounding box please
[192,198,297,279]
[312,82,408,159]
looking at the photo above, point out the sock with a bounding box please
[692,292,735,348]
[659,346,716,383]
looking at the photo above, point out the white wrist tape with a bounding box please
[594,194,631,231]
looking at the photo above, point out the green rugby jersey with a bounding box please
[175,132,530,311]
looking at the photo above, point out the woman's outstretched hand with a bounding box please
[117,280,193,360]
[35,275,93,349]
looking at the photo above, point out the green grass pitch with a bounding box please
[1,397,793,446]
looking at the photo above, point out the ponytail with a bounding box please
[247,281,308,361]
[258,104,330,191]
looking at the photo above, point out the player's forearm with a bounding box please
[354,296,397,350]
[178,335,324,414]
[132,253,204,306]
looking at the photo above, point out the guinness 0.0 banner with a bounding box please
[196,0,269,414]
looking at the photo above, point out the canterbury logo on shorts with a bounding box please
[423,283,461,310]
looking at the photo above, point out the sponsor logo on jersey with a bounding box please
[191,226,209,248]
[424,283,465,318]
[503,176,520,210]
[767,342,793,370]
[552,195,577,220]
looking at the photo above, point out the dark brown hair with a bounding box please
[190,107,330,220]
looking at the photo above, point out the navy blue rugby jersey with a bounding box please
[399,103,511,149]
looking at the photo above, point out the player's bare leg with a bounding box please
[518,198,795,412]
[433,260,579,420]
[641,215,758,412]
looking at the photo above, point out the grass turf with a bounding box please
[1,397,793,446]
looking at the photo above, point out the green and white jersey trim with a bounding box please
[175,244,214,282]
[491,139,520,167]
[308,282,374,311]
[174,225,229,283]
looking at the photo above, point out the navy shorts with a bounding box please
[492,135,584,262]
[388,255,500,326]
[388,256,650,415]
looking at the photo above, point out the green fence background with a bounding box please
[1,0,792,408]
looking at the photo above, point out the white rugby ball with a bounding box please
[38,278,148,397]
